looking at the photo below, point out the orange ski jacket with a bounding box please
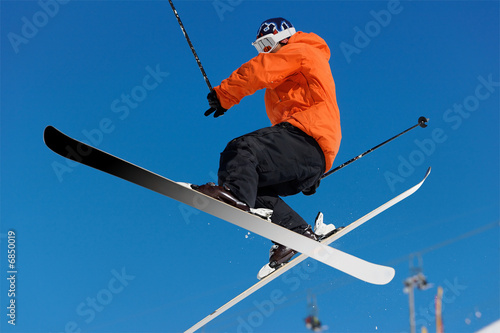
[214,31,341,172]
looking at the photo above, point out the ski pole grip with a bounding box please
[418,116,429,128]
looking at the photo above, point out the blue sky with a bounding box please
[1,0,499,332]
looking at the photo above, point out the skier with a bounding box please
[193,17,342,275]
[305,291,326,332]
[305,315,324,332]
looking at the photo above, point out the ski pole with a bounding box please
[167,0,213,91]
[321,116,429,179]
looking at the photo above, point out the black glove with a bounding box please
[302,180,320,196]
[204,90,227,118]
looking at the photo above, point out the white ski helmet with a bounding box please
[252,17,296,53]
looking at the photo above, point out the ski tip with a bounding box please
[424,166,432,178]
[43,126,71,156]
[368,267,396,286]
[43,126,55,145]
[43,125,59,144]
[44,125,56,133]
[381,267,396,285]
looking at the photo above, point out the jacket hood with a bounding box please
[288,31,331,60]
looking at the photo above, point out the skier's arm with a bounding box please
[214,49,304,110]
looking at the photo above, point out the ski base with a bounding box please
[44,125,396,285]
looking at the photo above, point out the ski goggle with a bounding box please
[252,28,296,53]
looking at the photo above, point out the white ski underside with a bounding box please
[44,126,393,284]
[44,127,394,286]
[184,167,431,333]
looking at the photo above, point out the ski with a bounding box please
[44,126,394,285]
[184,167,431,332]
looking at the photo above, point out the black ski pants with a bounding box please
[218,122,326,234]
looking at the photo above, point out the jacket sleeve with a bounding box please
[214,48,304,110]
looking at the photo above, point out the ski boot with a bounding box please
[269,225,317,267]
[188,182,273,220]
[257,212,339,280]
[191,182,250,211]
[257,225,316,279]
